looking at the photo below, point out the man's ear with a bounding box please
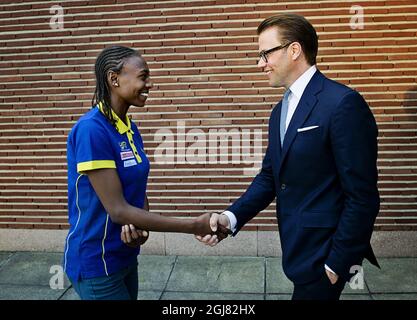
[107,70,119,87]
[290,42,302,61]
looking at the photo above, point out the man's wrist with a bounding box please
[222,210,237,232]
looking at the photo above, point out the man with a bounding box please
[196,13,380,300]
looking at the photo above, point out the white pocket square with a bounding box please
[297,125,319,132]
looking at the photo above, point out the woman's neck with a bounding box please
[110,95,129,123]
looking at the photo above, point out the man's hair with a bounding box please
[257,13,318,66]
[92,45,140,126]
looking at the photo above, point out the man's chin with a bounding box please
[268,79,285,88]
[267,77,280,87]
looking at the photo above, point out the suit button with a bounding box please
[281,184,286,190]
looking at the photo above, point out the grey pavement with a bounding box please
[0,251,416,300]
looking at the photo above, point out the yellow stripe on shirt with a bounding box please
[126,131,142,164]
[77,160,116,173]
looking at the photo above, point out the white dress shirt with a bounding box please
[223,65,336,275]
[284,65,317,131]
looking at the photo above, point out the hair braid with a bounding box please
[92,46,140,127]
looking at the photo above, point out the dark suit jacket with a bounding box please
[228,70,380,284]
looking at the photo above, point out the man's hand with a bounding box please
[121,224,149,248]
[325,269,339,285]
[195,212,231,247]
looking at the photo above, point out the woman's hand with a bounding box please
[121,224,149,248]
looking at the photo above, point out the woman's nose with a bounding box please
[146,79,153,89]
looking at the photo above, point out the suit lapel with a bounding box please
[278,71,325,173]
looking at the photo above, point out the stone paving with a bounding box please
[0,251,416,300]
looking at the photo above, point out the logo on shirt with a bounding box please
[123,159,137,168]
[119,141,128,151]
[120,151,135,161]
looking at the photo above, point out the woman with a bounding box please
[63,46,228,300]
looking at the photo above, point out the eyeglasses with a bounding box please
[259,42,291,63]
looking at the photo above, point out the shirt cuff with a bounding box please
[325,264,337,275]
[222,210,237,233]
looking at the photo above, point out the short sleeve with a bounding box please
[72,119,116,174]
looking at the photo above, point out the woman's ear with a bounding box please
[107,70,119,87]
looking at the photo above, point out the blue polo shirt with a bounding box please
[64,103,150,282]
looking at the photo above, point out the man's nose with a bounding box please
[257,58,266,69]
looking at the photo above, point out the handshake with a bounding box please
[121,212,233,248]
[193,212,233,246]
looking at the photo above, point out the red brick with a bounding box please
[0,0,415,231]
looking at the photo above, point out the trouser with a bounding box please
[71,262,138,300]
[291,269,346,300]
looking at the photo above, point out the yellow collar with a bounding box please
[98,102,133,135]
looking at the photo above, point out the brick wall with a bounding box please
[0,0,416,231]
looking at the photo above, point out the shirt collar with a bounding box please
[289,65,317,100]
[97,102,133,135]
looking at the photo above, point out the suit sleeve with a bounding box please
[227,108,277,234]
[325,91,380,281]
